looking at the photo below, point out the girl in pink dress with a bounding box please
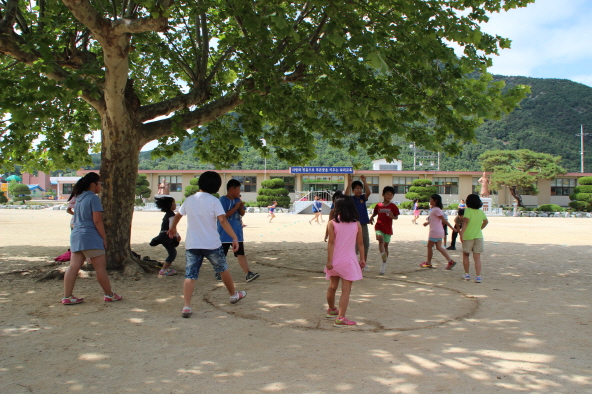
[421,194,456,269]
[325,196,366,327]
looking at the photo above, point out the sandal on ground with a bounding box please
[182,307,192,318]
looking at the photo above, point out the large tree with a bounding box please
[1,0,532,272]
[479,149,566,208]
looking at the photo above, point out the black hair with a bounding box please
[430,193,444,209]
[67,184,79,201]
[155,196,175,212]
[198,171,222,194]
[466,193,483,209]
[227,179,241,190]
[413,198,418,203]
[332,190,343,202]
[72,172,100,197]
[333,195,359,223]
[382,186,395,195]
[351,180,363,190]
[458,208,465,216]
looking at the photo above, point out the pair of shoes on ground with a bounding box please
[62,293,122,305]
[159,268,177,276]
[182,291,247,318]
[326,308,357,326]
[446,246,456,250]
[462,273,482,283]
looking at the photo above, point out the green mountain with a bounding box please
[91,75,592,173]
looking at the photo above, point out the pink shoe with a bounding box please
[230,291,247,304]
[104,293,122,302]
[62,295,84,305]
[334,317,357,327]
[326,308,339,318]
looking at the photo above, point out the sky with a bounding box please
[135,0,592,151]
[481,0,592,87]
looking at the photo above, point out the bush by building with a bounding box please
[257,178,290,208]
[184,178,200,197]
[569,176,592,212]
[12,184,32,204]
[404,179,436,209]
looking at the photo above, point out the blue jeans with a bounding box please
[185,247,228,280]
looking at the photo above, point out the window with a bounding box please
[62,183,74,194]
[378,164,400,170]
[353,176,379,194]
[551,178,577,196]
[433,177,459,194]
[162,176,183,192]
[392,176,419,194]
[232,176,257,192]
[518,185,535,196]
[271,176,295,192]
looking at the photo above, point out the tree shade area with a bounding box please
[1,0,532,271]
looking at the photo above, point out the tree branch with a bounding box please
[198,12,209,83]
[62,0,110,38]
[139,87,210,123]
[205,46,235,84]
[0,0,19,32]
[111,15,169,34]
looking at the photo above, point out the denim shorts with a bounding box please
[429,237,443,243]
[185,247,228,280]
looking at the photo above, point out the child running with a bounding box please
[267,201,277,223]
[149,197,181,276]
[309,195,323,225]
[168,171,247,318]
[412,199,420,225]
[447,208,464,250]
[420,194,456,269]
[218,179,260,283]
[369,186,400,275]
[459,194,489,283]
[325,196,366,327]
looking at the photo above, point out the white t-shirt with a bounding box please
[178,192,226,250]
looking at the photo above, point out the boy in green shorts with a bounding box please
[369,186,400,275]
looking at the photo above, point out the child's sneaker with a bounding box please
[104,293,123,302]
[246,272,260,283]
[445,260,456,270]
[381,252,388,263]
[326,308,339,318]
[379,262,387,275]
[182,307,192,318]
[419,262,433,268]
[214,272,222,281]
[475,276,482,283]
[462,273,471,281]
[62,295,84,305]
[334,317,357,327]
[159,268,177,276]
[230,290,247,304]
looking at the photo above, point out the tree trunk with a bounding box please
[508,186,525,209]
[99,83,145,275]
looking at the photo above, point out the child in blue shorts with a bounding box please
[168,171,247,318]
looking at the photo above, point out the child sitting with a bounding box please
[150,197,181,276]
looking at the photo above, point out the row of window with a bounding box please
[60,177,580,196]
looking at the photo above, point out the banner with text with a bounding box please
[290,166,353,174]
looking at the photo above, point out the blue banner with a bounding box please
[290,166,354,174]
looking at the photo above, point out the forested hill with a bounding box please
[129,75,592,173]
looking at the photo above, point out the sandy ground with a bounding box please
[0,209,591,394]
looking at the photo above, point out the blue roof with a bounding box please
[27,184,45,191]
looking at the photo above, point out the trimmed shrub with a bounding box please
[574,185,592,194]
[408,186,436,195]
[446,203,460,210]
[184,178,200,197]
[399,201,413,209]
[537,204,563,212]
[261,178,285,189]
[412,179,433,187]
[577,176,592,185]
[0,191,7,203]
[257,178,290,208]
[568,201,590,211]
[569,177,592,210]
[574,193,592,202]
[405,179,436,205]
[134,198,145,206]
[135,174,151,199]
[12,184,32,203]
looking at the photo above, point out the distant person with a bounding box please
[324,196,366,327]
[447,208,464,251]
[344,174,372,266]
[420,194,456,270]
[63,172,122,305]
[150,196,180,276]
[309,195,323,225]
[218,179,260,283]
[267,201,277,223]
[460,194,489,283]
[369,186,399,275]
[459,199,466,209]
[167,171,247,318]
[412,199,420,225]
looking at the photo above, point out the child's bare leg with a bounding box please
[426,241,434,263]
[474,253,482,276]
[436,241,452,261]
[384,242,389,258]
[237,255,250,274]
[338,279,353,318]
[377,235,385,254]
[220,270,236,295]
[91,254,113,295]
[444,234,448,247]
[462,252,471,273]
[161,262,172,271]
[327,276,339,310]
[183,279,196,308]
[64,252,85,297]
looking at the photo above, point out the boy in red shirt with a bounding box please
[369,186,400,275]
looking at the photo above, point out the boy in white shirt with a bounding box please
[168,171,247,318]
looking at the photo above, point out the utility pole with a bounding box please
[576,125,592,173]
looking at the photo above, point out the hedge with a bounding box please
[258,188,289,196]
[577,176,592,185]
[537,204,563,212]
[573,193,592,202]
[256,195,290,207]
[569,201,590,211]
[574,185,592,194]
[408,186,437,194]
[412,179,433,186]
[261,178,285,189]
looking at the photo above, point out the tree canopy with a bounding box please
[479,149,567,208]
[0,0,533,271]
